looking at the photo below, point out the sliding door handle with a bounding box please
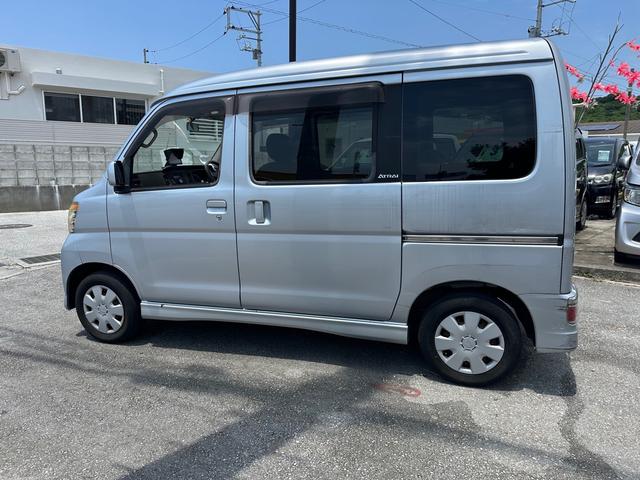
[249,200,270,225]
[255,200,265,224]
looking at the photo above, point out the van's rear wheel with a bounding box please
[75,272,141,343]
[576,198,588,231]
[418,293,522,386]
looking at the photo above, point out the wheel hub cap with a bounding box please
[82,285,124,334]
[434,311,505,375]
[461,335,478,351]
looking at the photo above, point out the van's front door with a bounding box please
[234,80,402,320]
[107,95,240,308]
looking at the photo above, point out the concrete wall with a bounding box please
[0,143,118,212]
[0,144,119,186]
[0,185,87,213]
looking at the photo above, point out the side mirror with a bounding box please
[107,161,130,193]
[619,154,631,170]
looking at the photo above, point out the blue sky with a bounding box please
[4,0,640,91]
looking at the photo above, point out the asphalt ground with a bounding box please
[0,266,639,480]
[1,210,638,479]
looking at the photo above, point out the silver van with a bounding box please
[61,38,578,386]
[615,148,640,262]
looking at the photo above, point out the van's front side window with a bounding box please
[251,104,375,183]
[402,75,536,182]
[128,99,226,190]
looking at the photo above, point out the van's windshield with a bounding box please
[585,140,616,166]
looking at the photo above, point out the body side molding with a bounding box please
[141,301,408,344]
[402,234,561,246]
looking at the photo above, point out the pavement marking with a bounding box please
[373,383,422,397]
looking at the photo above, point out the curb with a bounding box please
[574,264,640,284]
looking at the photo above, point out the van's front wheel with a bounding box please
[75,272,142,343]
[418,293,522,386]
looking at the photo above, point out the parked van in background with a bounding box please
[61,38,578,386]
[585,137,631,218]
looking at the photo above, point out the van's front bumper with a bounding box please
[615,201,640,257]
[520,286,578,353]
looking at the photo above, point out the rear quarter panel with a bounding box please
[398,57,569,312]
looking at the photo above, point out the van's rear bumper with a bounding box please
[520,286,578,352]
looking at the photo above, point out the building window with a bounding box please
[116,98,146,125]
[44,92,80,122]
[44,92,146,125]
[402,75,537,182]
[82,95,115,124]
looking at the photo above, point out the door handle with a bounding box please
[255,200,265,224]
[249,200,270,225]
[206,199,227,214]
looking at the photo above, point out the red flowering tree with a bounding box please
[568,36,640,121]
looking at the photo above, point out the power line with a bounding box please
[426,0,536,22]
[151,12,225,53]
[263,0,328,26]
[407,0,481,42]
[227,0,423,48]
[158,32,227,63]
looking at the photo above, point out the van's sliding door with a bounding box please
[234,77,402,320]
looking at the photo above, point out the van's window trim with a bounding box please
[123,182,219,194]
[238,81,385,114]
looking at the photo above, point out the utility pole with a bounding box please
[289,0,296,62]
[528,0,576,38]
[225,5,263,67]
[143,48,149,64]
[624,68,634,141]
[530,0,543,37]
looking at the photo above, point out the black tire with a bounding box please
[576,198,588,231]
[605,191,618,219]
[417,293,522,387]
[75,272,142,343]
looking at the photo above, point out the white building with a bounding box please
[0,44,210,146]
[0,44,212,211]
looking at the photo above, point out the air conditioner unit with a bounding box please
[0,49,21,73]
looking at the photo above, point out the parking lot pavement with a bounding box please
[0,267,638,480]
[0,210,67,278]
[575,217,640,283]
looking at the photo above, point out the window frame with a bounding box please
[121,94,233,193]
[400,73,538,184]
[42,90,147,125]
[81,94,116,124]
[243,83,385,186]
[43,91,82,122]
[116,97,147,125]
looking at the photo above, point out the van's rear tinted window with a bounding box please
[402,75,536,182]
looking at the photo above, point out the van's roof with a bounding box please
[163,38,554,101]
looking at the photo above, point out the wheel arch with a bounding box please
[406,281,535,346]
[66,263,140,309]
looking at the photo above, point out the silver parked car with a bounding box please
[61,38,578,386]
[615,147,640,262]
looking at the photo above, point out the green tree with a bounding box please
[578,94,640,122]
